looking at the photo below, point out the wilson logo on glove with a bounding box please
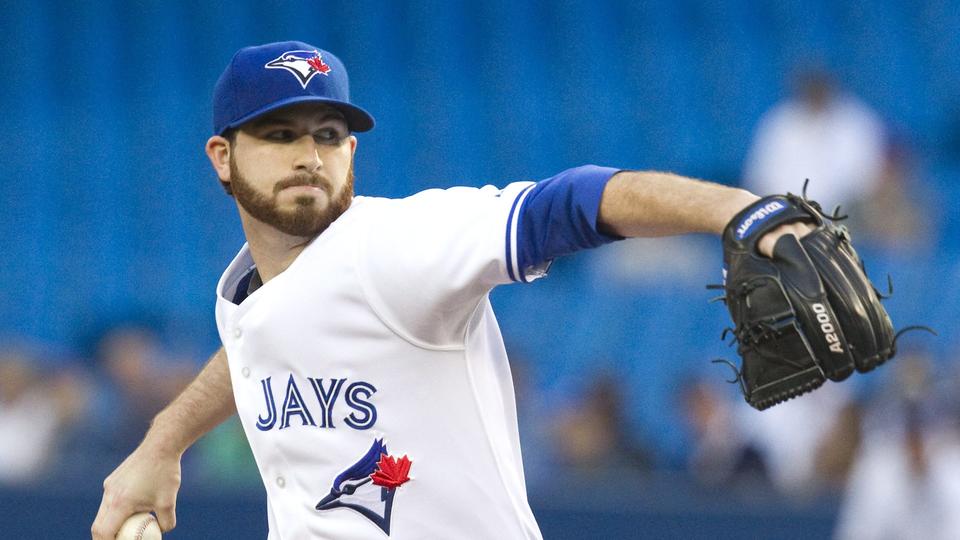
[812,303,844,353]
[735,201,786,239]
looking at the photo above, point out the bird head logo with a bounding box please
[316,438,412,535]
[264,50,332,89]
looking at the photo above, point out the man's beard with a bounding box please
[229,158,354,237]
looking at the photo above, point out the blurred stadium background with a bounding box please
[2,0,959,538]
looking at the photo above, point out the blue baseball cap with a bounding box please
[213,41,375,135]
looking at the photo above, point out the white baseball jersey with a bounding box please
[215,182,548,539]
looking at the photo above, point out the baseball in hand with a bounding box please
[116,512,162,540]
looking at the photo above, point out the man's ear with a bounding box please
[205,135,233,194]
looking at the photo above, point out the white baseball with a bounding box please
[115,512,162,540]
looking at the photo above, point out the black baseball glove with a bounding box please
[713,189,920,410]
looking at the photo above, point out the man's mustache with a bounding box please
[273,174,332,195]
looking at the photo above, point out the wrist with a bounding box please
[716,189,760,234]
[142,410,190,459]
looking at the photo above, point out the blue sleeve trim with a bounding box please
[514,165,623,282]
[505,184,535,282]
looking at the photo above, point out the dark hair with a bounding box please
[219,128,238,195]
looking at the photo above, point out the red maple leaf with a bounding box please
[307,53,331,75]
[370,454,412,489]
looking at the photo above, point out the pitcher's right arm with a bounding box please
[91,347,235,539]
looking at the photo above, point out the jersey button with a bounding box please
[233,327,242,338]
[276,476,286,488]
[241,366,250,378]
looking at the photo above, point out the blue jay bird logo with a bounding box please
[316,438,413,535]
[264,50,332,89]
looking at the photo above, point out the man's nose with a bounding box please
[292,135,323,171]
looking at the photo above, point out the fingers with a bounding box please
[757,232,785,258]
[91,492,130,540]
[789,221,815,238]
[92,497,178,538]
[758,222,815,257]
[155,495,178,532]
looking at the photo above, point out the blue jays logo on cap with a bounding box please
[316,438,412,535]
[265,50,333,89]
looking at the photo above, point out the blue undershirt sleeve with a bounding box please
[512,165,625,282]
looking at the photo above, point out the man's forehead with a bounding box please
[246,103,347,127]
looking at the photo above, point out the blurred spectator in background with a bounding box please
[743,67,886,214]
[834,352,960,540]
[846,135,935,254]
[678,376,767,487]
[0,351,88,484]
[551,373,652,473]
[812,399,864,493]
[86,323,194,458]
[738,70,901,500]
[738,382,855,498]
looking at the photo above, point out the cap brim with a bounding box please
[219,95,375,134]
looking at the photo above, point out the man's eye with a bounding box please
[265,130,295,141]
[314,128,345,144]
